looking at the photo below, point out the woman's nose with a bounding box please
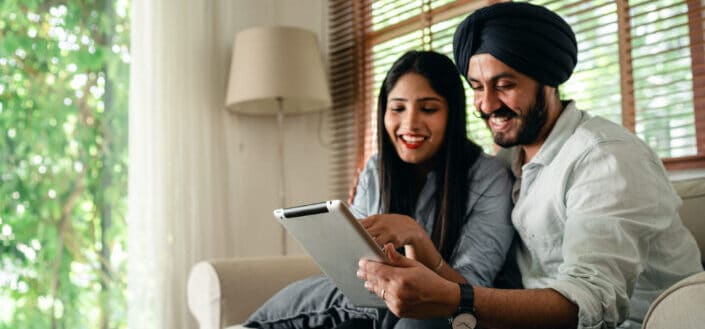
[401,107,421,129]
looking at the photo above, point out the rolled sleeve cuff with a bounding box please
[550,278,620,329]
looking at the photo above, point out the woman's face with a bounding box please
[384,73,448,168]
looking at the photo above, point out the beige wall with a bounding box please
[215,0,331,257]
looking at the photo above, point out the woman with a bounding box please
[244,51,514,329]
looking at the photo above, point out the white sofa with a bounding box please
[188,173,705,329]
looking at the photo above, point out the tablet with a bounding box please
[273,200,388,308]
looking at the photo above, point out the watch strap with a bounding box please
[455,283,475,315]
[451,284,477,329]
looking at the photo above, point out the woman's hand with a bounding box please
[360,214,448,272]
[357,243,460,319]
[360,214,427,250]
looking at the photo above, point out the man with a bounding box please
[357,2,702,329]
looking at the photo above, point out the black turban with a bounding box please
[452,2,578,87]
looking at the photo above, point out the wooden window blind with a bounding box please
[533,0,705,169]
[328,0,369,200]
[328,0,705,197]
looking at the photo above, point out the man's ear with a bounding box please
[543,85,562,106]
[544,85,558,98]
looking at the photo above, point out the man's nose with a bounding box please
[477,90,501,115]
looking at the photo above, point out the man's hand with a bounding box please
[359,244,579,329]
[357,243,460,319]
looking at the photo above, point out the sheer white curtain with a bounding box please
[127,0,330,327]
[127,0,230,328]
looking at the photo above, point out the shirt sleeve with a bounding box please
[349,155,379,219]
[451,155,516,287]
[549,140,679,329]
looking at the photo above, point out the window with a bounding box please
[532,0,705,169]
[328,0,705,196]
[0,1,130,328]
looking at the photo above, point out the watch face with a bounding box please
[451,313,477,329]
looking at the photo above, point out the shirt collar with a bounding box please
[523,100,584,167]
[498,100,585,174]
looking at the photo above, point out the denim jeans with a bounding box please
[243,275,450,329]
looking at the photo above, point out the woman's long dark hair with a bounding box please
[377,50,482,261]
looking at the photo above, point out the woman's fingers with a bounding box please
[359,214,381,228]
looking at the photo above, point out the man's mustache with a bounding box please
[477,106,518,120]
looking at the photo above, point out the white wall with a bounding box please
[215,0,331,257]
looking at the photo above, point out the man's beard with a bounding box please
[483,86,548,148]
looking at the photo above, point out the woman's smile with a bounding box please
[399,134,427,149]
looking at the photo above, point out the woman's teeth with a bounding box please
[401,135,425,142]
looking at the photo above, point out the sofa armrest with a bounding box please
[187,255,320,329]
[643,271,705,329]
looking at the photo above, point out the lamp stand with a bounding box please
[276,97,287,256]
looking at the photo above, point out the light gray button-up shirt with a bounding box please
[498,102,702,329]
[349,152,516,287]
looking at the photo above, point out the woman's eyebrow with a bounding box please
[389,97,442,102]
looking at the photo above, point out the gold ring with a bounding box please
[381,288,386,300]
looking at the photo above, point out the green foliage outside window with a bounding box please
[0,0,129,328]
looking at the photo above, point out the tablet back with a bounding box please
[274,200,387,308]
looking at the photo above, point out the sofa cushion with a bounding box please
[670,172,705,263]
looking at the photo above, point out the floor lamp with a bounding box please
[225,26,331,255]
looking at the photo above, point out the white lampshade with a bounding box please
[225,26,331,115]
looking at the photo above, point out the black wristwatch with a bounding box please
[451,283,477,329]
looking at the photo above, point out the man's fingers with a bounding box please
[363,280,375,292]
[359,258,386,277]
[359,259,390,299]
